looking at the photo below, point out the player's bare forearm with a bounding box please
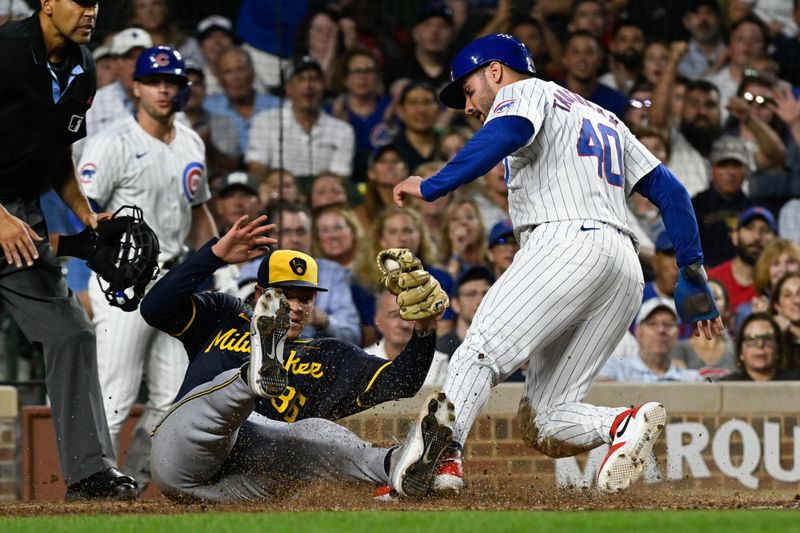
[189,204,218,251]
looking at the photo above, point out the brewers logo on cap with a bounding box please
[257,250,327,291]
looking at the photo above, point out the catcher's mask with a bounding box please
[94,206,161,312]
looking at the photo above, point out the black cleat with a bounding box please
[65,467,138,502]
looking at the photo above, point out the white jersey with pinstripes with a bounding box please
[485,78,660,238]
[77,115,211,263]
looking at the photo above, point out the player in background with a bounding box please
[78,46,217,489]
[389,34,723,497]
[143,215,447,502]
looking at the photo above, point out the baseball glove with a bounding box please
[57,205,160,312]
[376,248,449,320]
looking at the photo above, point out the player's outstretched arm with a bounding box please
[633,164,722,339]
[210,215,276,264]
[393,115,534,206]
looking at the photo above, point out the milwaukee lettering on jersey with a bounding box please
[205,328,251,353]
[284,350,324,378]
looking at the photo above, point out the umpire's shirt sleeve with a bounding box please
[0,14,96,198]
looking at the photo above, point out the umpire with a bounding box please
[0,2,136,500]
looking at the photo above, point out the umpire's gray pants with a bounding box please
[151,368,389,502]
[1,198,115,485]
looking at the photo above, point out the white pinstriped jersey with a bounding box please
[78,115,211,262]
[485,78,661,239]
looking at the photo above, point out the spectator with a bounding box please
[391,82,441,175]
[629,128,668,244]
[678,0,726,80]
[194,15,237,96]
[708,206,778,313]
[234,0,309,90]
[599,21,646,94]
[441,198,487,281]
[364,289,449,386]
[312,205,362,270]
[485,220,518,280]
[648,42,690,133]
[389,1,456,89]
[771,1,800,86]
[622,83,652,130]
[692,136,755,267]
[729,0,798,38]
[204,46,281,160]
[560,31,627,119]
[0,0,31,24]
[769,272,800,371]
[643,232,679,304]
[436,266,495,357]
[567,0,608,40]
[351,206,454,344]
[721,312,799,380]
[724,74,787,177]
[269,203,361,345]
[92,46,117,89]
[438,128,469,161]
[302,9,344,89]
[598,298,702,382]
[355,145,409,230]
[510,15,563,81]
[779,197,800,243]
[124,0,191,58]
[735,238,800,330]
[640,41,670,86]
[670,80,722,197]
[470,161,509,237]
[182,61,241,176]
[704,15,770,122]
[413,160,450,255]
[328,49,393,183]
[213,172,261,235]
[261,168,304,211]
[83,28,153,141]
[671,278,737,379]
[309,172,348,211]
[247,56,355,187]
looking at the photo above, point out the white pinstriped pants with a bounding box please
[89,274,188,452]
[444,220,643,457]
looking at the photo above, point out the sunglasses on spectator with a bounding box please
[742,333,777,348]
[628,99,651,109]
[742,91,776,107]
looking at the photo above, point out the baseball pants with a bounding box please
[0,198,116,485]
[151,368,389,502]
[444,220,643,457]
[89,274,188,484]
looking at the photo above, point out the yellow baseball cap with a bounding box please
[257,250,327,291]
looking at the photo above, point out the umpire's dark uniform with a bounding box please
[0,15,118,491]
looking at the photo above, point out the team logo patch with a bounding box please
[182,162,204,202]
[493,99,517,115]
[79,163,97,184]
[290,257,307,276]
[154,52,171,66]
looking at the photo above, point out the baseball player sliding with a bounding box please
[141,214,450,502]
[77,46,216,487]
[388,34,724,498]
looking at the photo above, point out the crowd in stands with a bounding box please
[3,0,800,394]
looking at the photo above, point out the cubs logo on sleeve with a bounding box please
[79,163,97,184]
[182,162,204,202]
[493,99,517,115]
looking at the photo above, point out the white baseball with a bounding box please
[384,259,400,271]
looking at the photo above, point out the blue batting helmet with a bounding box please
[133,46,191,111]
[439,34,536,110]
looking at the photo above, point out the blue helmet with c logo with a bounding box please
[439,34,536,110]
[133,46,191,111]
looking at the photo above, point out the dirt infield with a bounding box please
[1,479,798,517]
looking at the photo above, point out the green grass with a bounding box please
[1,510,799,533]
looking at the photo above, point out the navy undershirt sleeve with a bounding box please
[420,115,535,201]
[632,164,703,268]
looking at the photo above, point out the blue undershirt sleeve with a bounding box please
[632,164,703,268]
[420,115,535,201]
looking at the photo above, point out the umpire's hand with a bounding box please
[0,205,43,268]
